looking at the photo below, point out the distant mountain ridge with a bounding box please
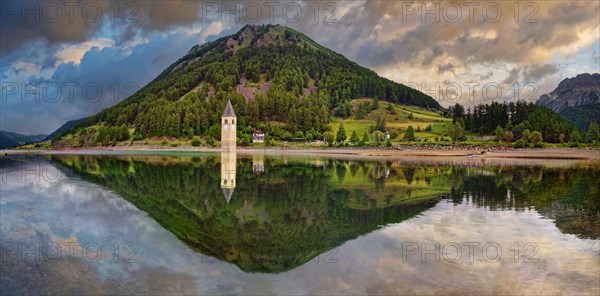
[0,130,47,149]
[537,73,600,130]
[537,73,600,112]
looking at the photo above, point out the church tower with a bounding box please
[221,100,237,151]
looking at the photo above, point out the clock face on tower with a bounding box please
[224,124,229,131]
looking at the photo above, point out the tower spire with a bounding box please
[221,99,237,151]
[222,100,236,117]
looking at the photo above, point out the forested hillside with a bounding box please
[53,24,440,147]
[559,104,600,131]
[452,101,577,143]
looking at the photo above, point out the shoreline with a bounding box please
[3,146,599,162]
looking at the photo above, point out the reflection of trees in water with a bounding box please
[335,161,347,185]
[403,167,416,185]
[450,166,600,239]
[450,174,531,211]
[51,155,440,273]
[349,161,359,177]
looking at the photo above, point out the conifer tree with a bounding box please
[350,131,359,144]
[336,123,347,143]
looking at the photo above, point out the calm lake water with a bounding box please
[1,152,598,295]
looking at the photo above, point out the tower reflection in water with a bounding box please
[220,151,237,203]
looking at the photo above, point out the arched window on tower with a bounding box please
[225,119,228,124]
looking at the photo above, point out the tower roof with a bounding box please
[222,100,236,117]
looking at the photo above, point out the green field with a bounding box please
[331,99,451,141]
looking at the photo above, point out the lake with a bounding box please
[1,152,598,295]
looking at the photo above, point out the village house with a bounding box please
[253,130,265,143]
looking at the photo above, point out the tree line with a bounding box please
[450,101,593,144]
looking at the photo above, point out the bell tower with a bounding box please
[221,100,237,151]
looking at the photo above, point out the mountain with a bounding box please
[53,24,441,147]
[537,73,600,130]
[44,117,89,141]
[0,130,47,149]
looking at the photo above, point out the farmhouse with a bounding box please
[253,130,265,143]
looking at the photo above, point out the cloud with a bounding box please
[479,71,494,80]
[437,62,456,74]
[55,38,115,64]
[502,68,521,85]
[523,63,560,82]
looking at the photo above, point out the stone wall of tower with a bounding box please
[221,116,236,151]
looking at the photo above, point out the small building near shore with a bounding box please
[253,130,265,143]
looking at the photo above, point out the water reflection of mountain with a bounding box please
[50,154,599,272]
[449,166,600,239]
[51,155,447,273]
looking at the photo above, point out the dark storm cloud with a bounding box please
[1,0,103,55]
[135,1,203,30]
[0,0,204,56]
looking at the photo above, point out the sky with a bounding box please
[1,0,599,135]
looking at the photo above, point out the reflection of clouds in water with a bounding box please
[229,200,599,295]
[1,159,598,294]
[0,159,260,293]
[376,200,600,295]
[1,160,232,275]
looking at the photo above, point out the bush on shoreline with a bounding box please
[514,139,528,148]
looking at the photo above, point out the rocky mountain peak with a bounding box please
[537,73,600,112]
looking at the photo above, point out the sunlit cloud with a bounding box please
[55,38,115,64]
